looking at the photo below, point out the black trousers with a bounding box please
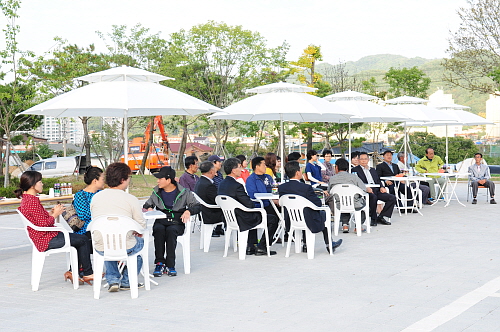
[152,219,185,269]
[368,189,396,220]
[247,214,279,249]
[47,232,93,276]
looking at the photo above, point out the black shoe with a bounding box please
[491,199,497,204]
[406,209,418,213]
[211,230,220,237]
[246,246,256,255]
[472,198,477,204]
[255,247,277,256]
[425,200,433,205]
[108,283,119,292]
[370,220,378,227]
[377,216,391,225]
[302,244,307,253]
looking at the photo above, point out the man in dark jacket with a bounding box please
[143,166,200,277]
[352,152,396,226]
[218,158,278,256]
[279,161,343,253]
[194,161,224,237]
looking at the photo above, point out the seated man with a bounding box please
[415,148,446,200]
[194,161,225,237]
[143,166,200,277]
[246,156,279,217]
[376,150,416,213]
[396,152,431,205]
[350,151,360,169]
[328,158,368,233]
[468,153,496,204]
[179,155,199,192]
[208,155,224,189]
[90,162,146,292]
[279,161,343,253]
[218,158,278,256]
[352,152,396,226]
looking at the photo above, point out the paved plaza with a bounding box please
[1,183,499,331]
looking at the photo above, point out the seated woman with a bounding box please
[305,149,328,189]
[16,171,93,285]
[73,166,105,237]
[265,152,278,182]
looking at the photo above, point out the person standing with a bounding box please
[468,153,496,204]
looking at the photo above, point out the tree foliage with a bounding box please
[383,66,431,98]
[443,0,500,95]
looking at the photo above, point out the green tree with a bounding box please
[160,21,290,156]
[361,77,388,99]
[383,66,431,98]
[443,0,500,96]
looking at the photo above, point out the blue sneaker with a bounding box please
[153,262,165,277]
[166,267,177,277]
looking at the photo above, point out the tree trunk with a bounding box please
[81,117,91,167]
[0,139,4,177]
[177,116,188,171]
[3,139,10,187]
[307,127,313,151]
[140,116,155,174]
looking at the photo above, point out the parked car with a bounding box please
[24,156,104,178]
[489,165,500,174]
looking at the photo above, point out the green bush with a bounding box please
[0,177,62,197]
[0,186,17,198]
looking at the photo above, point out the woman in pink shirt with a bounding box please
[16,171,94,285]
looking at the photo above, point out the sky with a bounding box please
[6,0,469,65]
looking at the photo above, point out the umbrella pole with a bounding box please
[280,114,284,183]
[124,113,129,193]
[348,120,352,172]
[445,125,449,167]
[404,122,407,170]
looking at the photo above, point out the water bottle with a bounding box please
[54,183,61,197]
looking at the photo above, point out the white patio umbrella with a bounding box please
[324,91,410,168]
[405,103,492,165]
[245,82,317,94]
[20,66,221,170]
[210,90,354,179]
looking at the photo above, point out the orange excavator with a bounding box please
[121,116,170,173]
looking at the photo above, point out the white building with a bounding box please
[31,116,84,144]
[486,94,500,138]
[426,89,463,137]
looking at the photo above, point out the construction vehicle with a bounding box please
[121,116,170,173]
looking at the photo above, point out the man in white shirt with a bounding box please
[468,153,496,204]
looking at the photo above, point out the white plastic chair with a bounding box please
[193,192,224,252]
[330,184,370,237]
[177,217,191,274]
[279,195,333,259]
[88,215,151,299]
[215,195,270,260]
[17,210,79,291]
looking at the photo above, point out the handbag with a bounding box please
[61,201,85,232]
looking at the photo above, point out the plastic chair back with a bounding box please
[215,195,241,232]
[193,192,224,252]
[330,184,370,237]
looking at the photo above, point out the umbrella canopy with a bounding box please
[77,65,174,83]
[329,100,410,123]
[324,90,378,102]
[210,92,353,122]
[21,81,219,118]
[384,96,429,104]
[245,82,317,94]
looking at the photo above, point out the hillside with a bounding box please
[315,54,489,114]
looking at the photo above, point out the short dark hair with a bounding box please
[223,158,241,175]
[83,166,103,185]
[105,162,131,188]
[475,152,483,158]
[335,158,349,171]
[14,171,43,198]
[322,149,332,157]
[251,156,265,171]
[235,155,246,164]
[199,161,214,174]
[350,151,360,159]
[184,156,198,169]
[287,152,301,162]
[285,161,301,179]
[382,150,393,156]
[306,150,317,161]
[358,152,369,159]
[425,148,434,154]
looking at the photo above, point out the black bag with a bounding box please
[61,203,85,232]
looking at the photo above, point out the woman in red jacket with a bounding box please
[16,171,94,285]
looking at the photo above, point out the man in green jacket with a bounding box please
[415,148,447,200]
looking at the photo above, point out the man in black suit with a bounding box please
[351,152,396,226]
[376,150,415,212]
[194,161,225,237]
[218,158,278,256]
[278,161,343,253]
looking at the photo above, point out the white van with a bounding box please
[26,156,104,178]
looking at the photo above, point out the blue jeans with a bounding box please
[96,237,144,287]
